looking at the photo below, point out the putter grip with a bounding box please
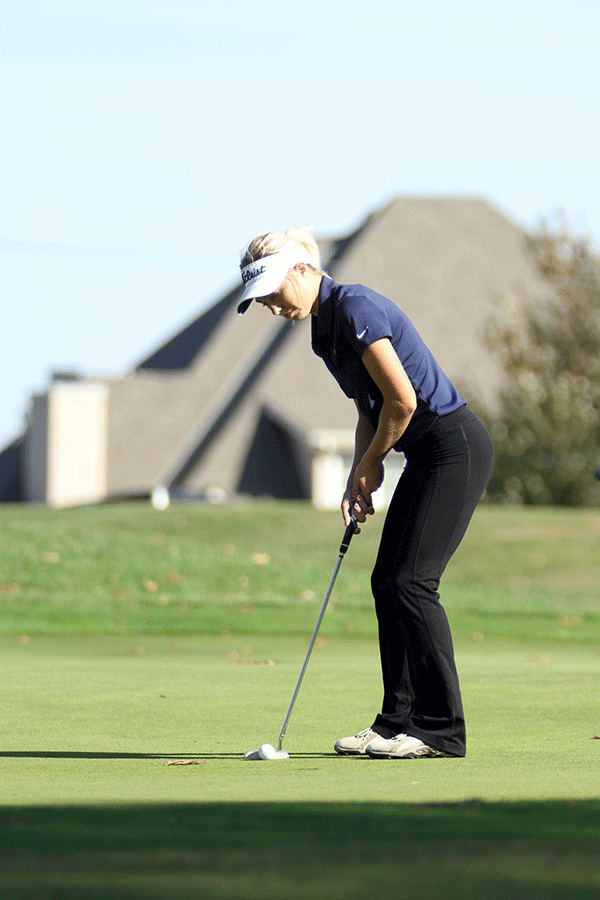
[340,513,358,555]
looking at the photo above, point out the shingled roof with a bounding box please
[100,195,554,501]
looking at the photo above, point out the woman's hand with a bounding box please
[341,459,383,530]
[352,458,383,519]
[341,494,361,532]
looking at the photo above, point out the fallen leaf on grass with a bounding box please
[231,659,276,667]
[529,655,550,669]
[227,650,276,666]
[252,553,270,565]
[168,571,184,584]
[164,759,207,766]
[559,616,583,628]
[43,551,60,564]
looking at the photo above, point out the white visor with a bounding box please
[238,248,312,313]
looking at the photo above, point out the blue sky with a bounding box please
[2,0,599,447]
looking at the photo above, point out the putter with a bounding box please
[245,512,358,760]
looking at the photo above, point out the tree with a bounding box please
[481,220,600,505]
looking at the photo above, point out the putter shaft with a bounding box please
[277,514,358,752]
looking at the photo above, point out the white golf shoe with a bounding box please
[365,732,445,759]
[334,728,380,756]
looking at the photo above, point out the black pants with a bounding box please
[370,407,494,757]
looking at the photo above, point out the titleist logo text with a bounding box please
[242,264,266,285]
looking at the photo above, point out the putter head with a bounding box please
[259,743,289,760]
[244,749,262,760]
[243,746,290,760]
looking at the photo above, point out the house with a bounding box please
[1,196,556,508]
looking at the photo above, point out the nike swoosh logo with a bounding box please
[357,328,368,340]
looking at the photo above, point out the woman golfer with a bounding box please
[237,225,494,759]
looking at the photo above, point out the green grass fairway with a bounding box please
[1,635,599,804]
[1,502,600,896]
[1,634,600,897]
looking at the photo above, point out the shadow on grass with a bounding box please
[0,751,230,760]
[0,750,338,760]
[2,800,600,899]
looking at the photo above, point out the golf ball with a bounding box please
[151,485,170,510]
[258,743,277,759]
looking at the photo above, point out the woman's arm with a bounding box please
[341,408,375,529]
[348,337,417,523]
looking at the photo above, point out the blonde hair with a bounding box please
[240,225,323,272]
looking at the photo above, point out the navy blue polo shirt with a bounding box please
[311,276,466,452]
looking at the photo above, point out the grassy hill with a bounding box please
[1,501,600,642]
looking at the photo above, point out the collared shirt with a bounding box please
[311,276,466,452]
